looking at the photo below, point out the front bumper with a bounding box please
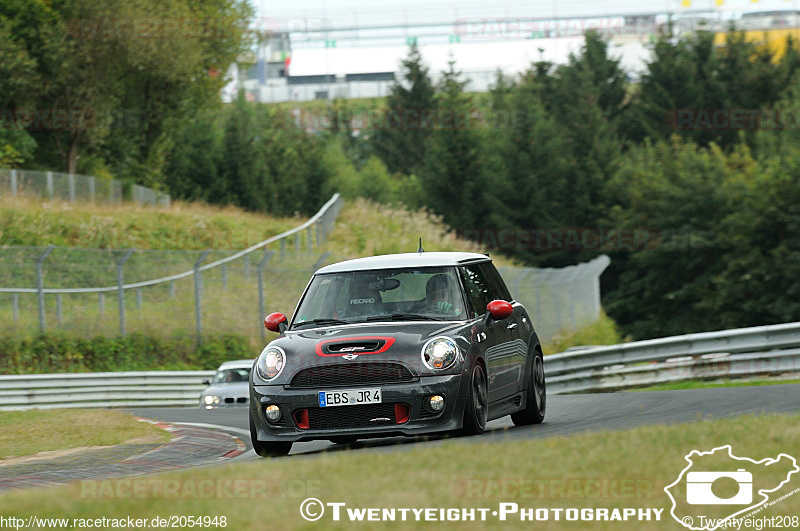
[199,396,249,408]
[250,374,467,442]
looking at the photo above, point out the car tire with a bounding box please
[250,411,292,457]
[461,362,488,435]
[511,347,546,426]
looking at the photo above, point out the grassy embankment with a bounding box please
[0,412,797,529]
[0,409,169,459]
[0,195,620,374]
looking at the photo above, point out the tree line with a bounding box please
[4,5,800,339]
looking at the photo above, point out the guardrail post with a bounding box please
[222,263,227,289]
[280,238,286,258]
[316,220,321,246]
[295,232,300,251]
[244,254,250,280]
[12,294,18,322]
[10,170,17,196]
[98,293,104,316]
[258,251,275,343]
[117,249,135,336]
[36,245,54,332]
[89,176,95,201]
[56,294,63,323]
[169,281,175,298]
[136,289,142,310]
[46,171,54,199]
[312,252,330,271]
[68,174,76,202]
[307,227,313,251]
[194,250,211,341]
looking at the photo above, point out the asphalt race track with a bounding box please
[128,383,800,460]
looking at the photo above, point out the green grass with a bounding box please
[0,410,169,459]
[0,196,522,347]
[0,414,797,529]
[0,194,619,364]
[543,311,624,354]
[631,378,800,392]
[0,195,300,250]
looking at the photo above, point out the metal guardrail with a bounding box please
[546,321,800,394]
[2,321,799,410]
[0,371,214,411]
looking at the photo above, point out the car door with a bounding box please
[459,263,523,403]
[479,262,528,396]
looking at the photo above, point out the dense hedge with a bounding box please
[0,333,255,375]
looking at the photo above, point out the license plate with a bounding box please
[318,388,382,408]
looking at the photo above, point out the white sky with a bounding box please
[255,0,800,29]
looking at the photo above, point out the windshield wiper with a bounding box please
[364,313,447,322]
[292,318,349,328]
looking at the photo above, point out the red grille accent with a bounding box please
[394,404,410,424]
[294,409,309,429]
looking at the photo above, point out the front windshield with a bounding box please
[212,368,250,384]
[292,267,467,327]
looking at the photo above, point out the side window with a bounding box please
[480,262,512,302]
[459,265,492,317]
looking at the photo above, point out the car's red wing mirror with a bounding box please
[486,300,513,320]
[264,312,288,333]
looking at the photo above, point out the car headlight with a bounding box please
[256,346,286,381]
[203,395,219,405]
[421,337,460,370]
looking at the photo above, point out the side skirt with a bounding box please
[487,391,525,421]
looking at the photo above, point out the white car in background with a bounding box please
[200,359,254,409]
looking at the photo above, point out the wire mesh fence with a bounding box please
[0,194,345,343]
[0,247,342,342]
[0,168,170,206]
[498,255,611,344]
[0,223,608,348]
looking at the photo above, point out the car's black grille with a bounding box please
[420,407,441,418]
[289,363,415,388]
[268,405,288,426]
[223,397,248,404]
[305,403,399,430]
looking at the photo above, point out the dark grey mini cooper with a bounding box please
[249,252,546,457]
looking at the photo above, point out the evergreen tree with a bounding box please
[420,57,484,230]
[372,43,437,175]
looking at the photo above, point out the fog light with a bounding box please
[428,395,445,412]
[265,405,281,422]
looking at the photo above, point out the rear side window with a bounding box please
[459,264,492,317]
[479,262,513,302]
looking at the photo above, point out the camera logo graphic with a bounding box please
[686,469,753,505]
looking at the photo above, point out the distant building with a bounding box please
[237,15,656,103]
